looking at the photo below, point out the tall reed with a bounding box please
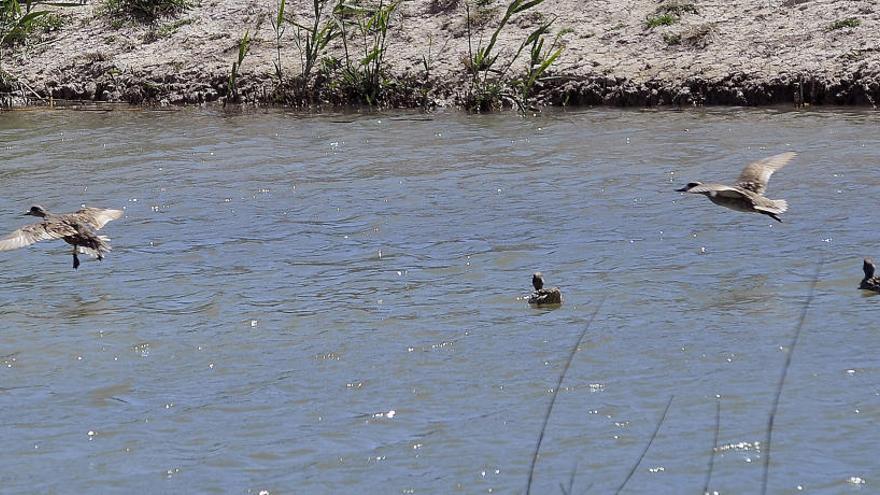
[289,0,337,86]
[525,298,605,495]
[270,0,286,83]
[513,20,564,111]
[702,399,721,494]
[760,258,823,494]
[225,29,250,105]
[464,0,564,112]
[332,0,398,105]
[613,395,674,494]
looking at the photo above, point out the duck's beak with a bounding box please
[23,211,33,216]
[675,185,689,192]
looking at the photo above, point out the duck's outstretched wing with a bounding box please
[72,208,123,230]
[735,152,796,195]
[0,222,76,251]
[684,184,751,199]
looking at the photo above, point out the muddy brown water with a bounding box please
[0,107,878,493]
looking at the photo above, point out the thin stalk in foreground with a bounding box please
[702,398,721,494]
[525,298,606,495]
[559,462,576,495]
[760,258,824,495]
[614,394,674,495]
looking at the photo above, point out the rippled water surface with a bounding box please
[1,107,879,493]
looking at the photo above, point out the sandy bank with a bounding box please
[3,0,880,108]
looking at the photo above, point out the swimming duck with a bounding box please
[0,205,123,269]
[676,152,796,222]
[527,272,562,305]
[859,258,880,292]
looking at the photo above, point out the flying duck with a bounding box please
[676,152,796,222]
[0,205,123,269]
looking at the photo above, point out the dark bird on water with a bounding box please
[0,205,123,269]
[859,258,880,292]
[676,152,796,222]
[527,272,562,305]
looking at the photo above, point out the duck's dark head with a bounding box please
[25,205,48,218]
[676,182,702,192]
[532,272,544,290]
[863,258,876,279]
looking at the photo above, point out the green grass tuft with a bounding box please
[645,14,677,29]
[1,1,71,51]
[826,18,860,31]
[1,11,66,45]
[156,17,192,37]
[35,12,65,32]
[101,0,190,24]
[663,32,681,45]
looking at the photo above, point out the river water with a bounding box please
[0,107,878,493]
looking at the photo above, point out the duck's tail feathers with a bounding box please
[755,199,787,214]
[771,199,788,213]
[77,236,112,258]
[754,199,787,223]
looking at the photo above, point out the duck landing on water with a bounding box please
[0,205,123,270]
[527,272,562,306]
[676,152,796,222]
[859,258,880,292]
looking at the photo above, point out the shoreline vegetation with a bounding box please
[1,0,879,110]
